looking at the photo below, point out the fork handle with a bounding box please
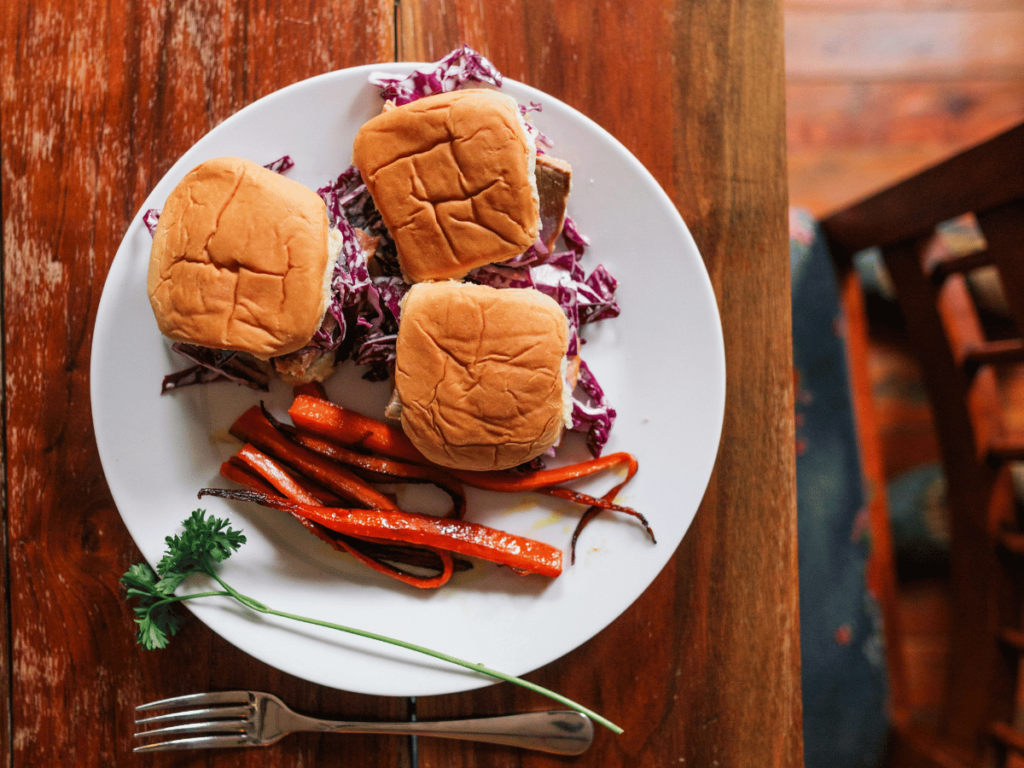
[304,710,594,755]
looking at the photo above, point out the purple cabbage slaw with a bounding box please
[151,47,621,456]
[367,45,503,105]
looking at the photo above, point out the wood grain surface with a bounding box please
[0,1,799,766]
[400,3,800,767]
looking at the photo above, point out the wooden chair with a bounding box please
[819,123,1024,768]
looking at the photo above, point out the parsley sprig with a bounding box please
[121,509,622,734]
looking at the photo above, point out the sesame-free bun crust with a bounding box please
[395,282,569,471]
[353,90,539,283]
[147,157,332,360]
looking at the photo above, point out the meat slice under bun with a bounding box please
[394,282,570,471]
[353,89,539,283]
[148,157,334,360]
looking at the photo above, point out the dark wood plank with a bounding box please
[0,1,403,766]
[398,2,800,767]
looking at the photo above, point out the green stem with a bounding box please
[147,591,232,611]
[201,570,622,733]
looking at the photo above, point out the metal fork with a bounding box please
[134,690,594,755]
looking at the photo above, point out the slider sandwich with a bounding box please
[148,157,345,385]
[391,282,573,471]
[353,89,571,283]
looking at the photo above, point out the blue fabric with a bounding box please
[790,210,889,768]
[888,464,948,576]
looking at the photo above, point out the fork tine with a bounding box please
[135,719,248,740]
[137,691,251,711]
[133,734,252,753]
[135,705,251,725]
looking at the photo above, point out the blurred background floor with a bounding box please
[785,0,1024,737]
[786,0,1024,219]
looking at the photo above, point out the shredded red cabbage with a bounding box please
[368,45,502,105]
[519,101,552,152]
[468,216,620,360]
[143,209,161,237]
[571,359,617,458]
[262,155,295,174]
[161,343,270,393]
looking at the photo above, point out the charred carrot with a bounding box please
[237,444,322,505]
[200,487,563,578]
[221,457,279,497]
[226,449,455,588]
[451,452,638,492]
[259,403,467,519]
[222,456,454,566]
[453,453,651,542]
[231,406,399,511]
[569,454,641,564]
[289,395,426,463]
[286,432,467,520]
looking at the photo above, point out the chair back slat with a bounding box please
[976,200,1024,337]
[823,124,1024,257]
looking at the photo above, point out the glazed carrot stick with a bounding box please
[255,403,467,520]
[230,406,399,511]
[288,395,426,463]
[283,429,467,520]
[237,444,321,505]
[200,487,563,578]
[226,449,455,588]
[451,453,638,492]
[293,381,328,399]
[284,394,650,564]
[221,457,464,568]
[570,454,642,564]
[220,457,278,497]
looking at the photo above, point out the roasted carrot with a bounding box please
[288,395,426,463]
[451,453,638,492]
[569,454,642,564]
[225,449,456,588]
[294,434,468,520]
[220,457,279,497]
[293,381,329,399]
[259,404,467,519]
[222,456,461,568]
[200,487,563,578]
[231,406,399,511]
[237,444,322,505]
[287,397,650,549]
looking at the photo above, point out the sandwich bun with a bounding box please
[394,282,571,471]
[148,156,336,361]
[352,89,539,284]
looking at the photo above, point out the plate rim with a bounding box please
[90,61,726,696]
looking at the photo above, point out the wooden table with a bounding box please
[0,2,799,765]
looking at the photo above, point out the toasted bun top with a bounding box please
[353,90,539,283]
[395,282,569,471]
[147,157,334,360]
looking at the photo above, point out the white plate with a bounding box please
[91,64,725,697]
